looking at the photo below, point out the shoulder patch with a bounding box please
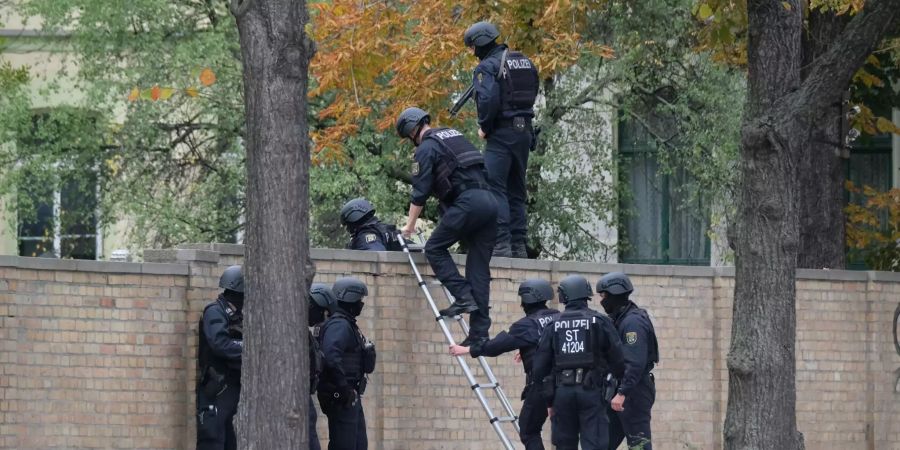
[365,233,377,243]
[625,331,638,345]
[411,162,419,176]
[477,72,483,84]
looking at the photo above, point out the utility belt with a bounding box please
[198,366,239,399]
[452,182,490,199]
[319,376,367,398]
[495,116,532,131]
[555,368,594,387]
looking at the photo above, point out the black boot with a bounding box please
[511,241,528,259]
[493,239,512,258]
[439,295,478,317]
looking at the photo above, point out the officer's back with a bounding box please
[414,127,490,205]
[532,275,625,450]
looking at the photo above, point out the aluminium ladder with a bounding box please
[397,234,520,450]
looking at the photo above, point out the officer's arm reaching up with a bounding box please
[202,306,242,361]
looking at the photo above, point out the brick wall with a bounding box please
[2,247,900,449]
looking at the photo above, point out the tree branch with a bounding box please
[798,0,900,111]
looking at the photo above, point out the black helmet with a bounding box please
[464,21,500,48]
[309,282,336,312]
[518,279,554,304]
[557,275,592,303]
[340,198,376,226]
[596,272,634,296]
[396,107,430,139]
[333,277,368,304]
[219,265,244,293]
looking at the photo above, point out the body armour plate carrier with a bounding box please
[421,128,485,202]
[498,51,539,112]
[551,309,598,371]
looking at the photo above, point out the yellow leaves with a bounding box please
[853,67,884,88]
[307,0,607,154]
[875,117,900,135]
[125,68,216,102]
[781,1,792,11]
[696,4,714,20]
[845,182,900,258]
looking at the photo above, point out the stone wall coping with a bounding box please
[0,255,189,275]
[3,247,898,282]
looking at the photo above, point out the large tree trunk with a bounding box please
[725,1,899,449]
[797,11,851,270]
[231,0,316,448]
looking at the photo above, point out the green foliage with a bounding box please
[15,0,245,249]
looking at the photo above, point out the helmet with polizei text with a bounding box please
[395,107,431,139]
[557,275,592,303]
[340,198,376,226]
[518,279,554,304]
[219,265,244,293]
[464,21,500,48]
[332,277,368,304]
[596,272,634,296]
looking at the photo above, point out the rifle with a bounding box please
[448,84,475,117]
[448,49,509,117]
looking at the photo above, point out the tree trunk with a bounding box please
[725,0,899,448]
[797,11,851,270]
[231,0,316,448]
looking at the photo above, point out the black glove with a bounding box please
[336,385,357,407]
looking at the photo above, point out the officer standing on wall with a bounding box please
[449,279,560,450]
[196,265,245,450]
[317,277,376,450]
[397,107,498,347]
[596,272,659,450]
[340,198,402,251]
[308,283,336,450]
[464,21,539,258]
[531,275,625,450]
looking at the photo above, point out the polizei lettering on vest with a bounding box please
[435,129,463,140]
[554,318,591,331]
[506,58,533,70]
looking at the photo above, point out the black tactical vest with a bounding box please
[358,221,403,251]
[422,128,485,202]
[498,51,539,112]
[198,299,243,379]
[320,313,366,384]
[551,309,598,371]
[520,309,561,376]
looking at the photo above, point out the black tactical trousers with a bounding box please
[608,374,655,450]
[424,189,498,338]
[196,382,240,450]
[484,125,532,253]
[317,393,367,450]
[551,384,608,450]
[309,396,322,450]
[519,385,548,450]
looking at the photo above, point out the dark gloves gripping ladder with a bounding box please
[398,232,520,450]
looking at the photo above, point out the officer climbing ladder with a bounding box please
[397,234,520,450]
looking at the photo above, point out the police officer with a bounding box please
[464,21,539,258]
[597,272,659,450]
[317,277,376,450]
[396,107,498,346]
[196,265,244,450]
[308,283,336,450]
[449,279,560,450]
[531,275,625,450]
[340,197,402,251]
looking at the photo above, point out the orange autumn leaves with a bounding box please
[309,0,613,156]
[127,67,216,102]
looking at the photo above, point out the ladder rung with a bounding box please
[472,383,498,390]
[490,416,517,424]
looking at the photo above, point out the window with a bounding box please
[17,173,99,259]
[617,116,711,265]
[15,110,101,260]
[845,132,893,269]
